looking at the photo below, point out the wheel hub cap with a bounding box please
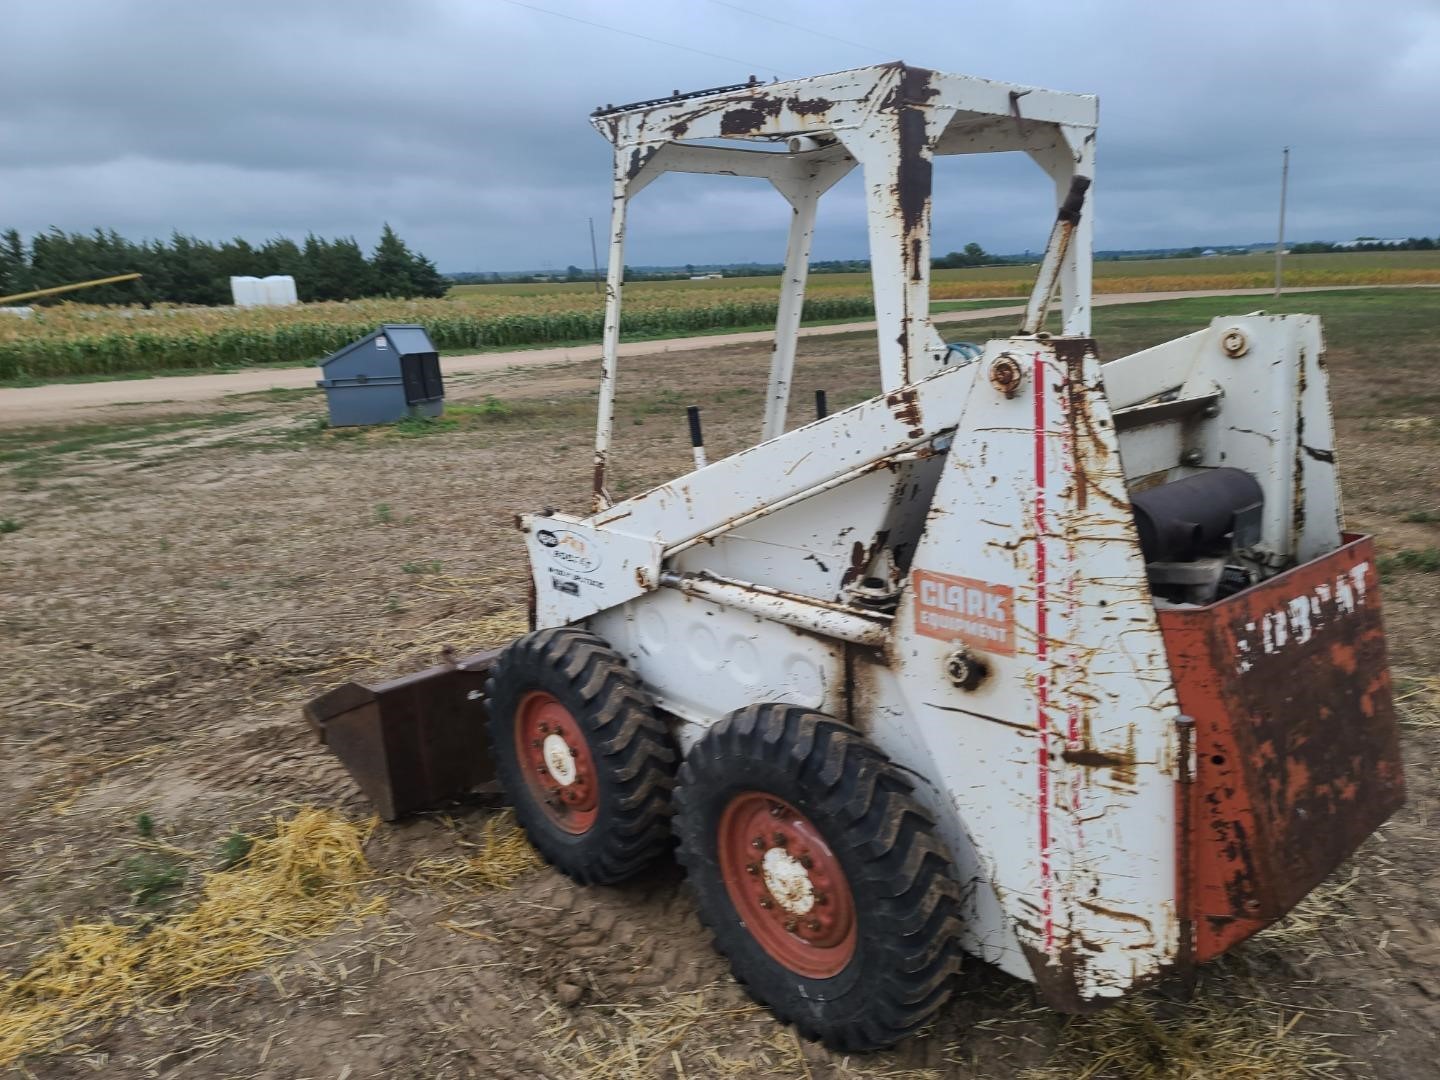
[542,732,577,785]
[515,690,598,834]
[717,791,857,978]
[761,847,815,915]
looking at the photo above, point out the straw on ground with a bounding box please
[0,808,385,1068]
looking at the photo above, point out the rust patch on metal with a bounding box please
[719,94,785,135]
[841,530,891,589]
[1054,338,1096,512]
[714,92,834,135]
[788,95,833,116]
[843,644,892,734]
[882,66,939,237]
[1051,338,1128,515]
[1019,942,1104,1015]
[592,453,607,501]
[989,353,1024,398]
[885,386,924,438]
[1061,747,1132,770]
[626,145,659,180]
[1292,349,1309,545]
[1067,724,1143,790]
[1076,899,1154,931]
[1159,534,1405,962]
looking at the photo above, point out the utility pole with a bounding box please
[588,217,602,295]
[1273,146,1290,299]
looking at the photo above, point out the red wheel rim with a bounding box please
[717,791,857,978]
[514,691,598,835]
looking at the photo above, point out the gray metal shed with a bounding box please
[316,324,445,427]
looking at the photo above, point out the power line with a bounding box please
[493,0,786,78]
[706,0,887,58]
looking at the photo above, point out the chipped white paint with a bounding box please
[1235,560,1372,673]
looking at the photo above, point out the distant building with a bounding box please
[1201,249,1220,257]
[690,273,723,280]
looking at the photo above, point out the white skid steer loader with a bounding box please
[308,64,1404,1050]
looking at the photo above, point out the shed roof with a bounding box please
[318,324,436,367]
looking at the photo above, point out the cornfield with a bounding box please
[3,259,1438,380]
[0,293,874,380]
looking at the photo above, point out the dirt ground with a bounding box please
[2,305,1438,1077]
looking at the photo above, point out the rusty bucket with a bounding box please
[304,649,501,820]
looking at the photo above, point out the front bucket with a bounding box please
[304,649,501,820]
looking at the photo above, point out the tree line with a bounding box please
[0,224,448,306]
[1290,236,1437,254]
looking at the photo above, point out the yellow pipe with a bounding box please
[0,272,143,306]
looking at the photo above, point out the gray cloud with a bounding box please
[2,0,1435,270]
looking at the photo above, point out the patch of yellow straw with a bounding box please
[540,985,944,1080]
[409,811,541,891]
[0,807,385,1068]
[1395,672,1440,730]
[1018,994,1344,1080]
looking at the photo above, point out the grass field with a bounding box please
[2,290,1439,1076]
[2,251,1438,383]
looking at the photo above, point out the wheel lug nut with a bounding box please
[798,855,813,869]
[784,918,798,932]
[772,832,786,846]
[813,892,827,905]
[807,918,821,932]
[759,897,772,909]
[769,804,784,817]
[751,836,765,849]
[745,863,759,875]
[530,739,542,748]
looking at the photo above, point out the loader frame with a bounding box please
[514,64,1404,1005]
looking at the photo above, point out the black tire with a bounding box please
[674,703,964,1051]
[486,626,677,884]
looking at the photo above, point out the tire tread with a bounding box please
[674,703,964,1051]
[487,627,677,884]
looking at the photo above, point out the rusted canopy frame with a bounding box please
[587,63,1097,509]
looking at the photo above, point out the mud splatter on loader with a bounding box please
[308,63,1403,1051]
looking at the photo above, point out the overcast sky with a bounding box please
[2,0,1437,271]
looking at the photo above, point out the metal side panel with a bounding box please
[589,360,978,549]
[888,337,1183,1006]
[1159,535,1405,961]
[523,518,663,626]
[1108,314,1342,562]
[668,466,920,602]
[587,589,846,748]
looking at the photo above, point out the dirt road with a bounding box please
[3,285,1425,428]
